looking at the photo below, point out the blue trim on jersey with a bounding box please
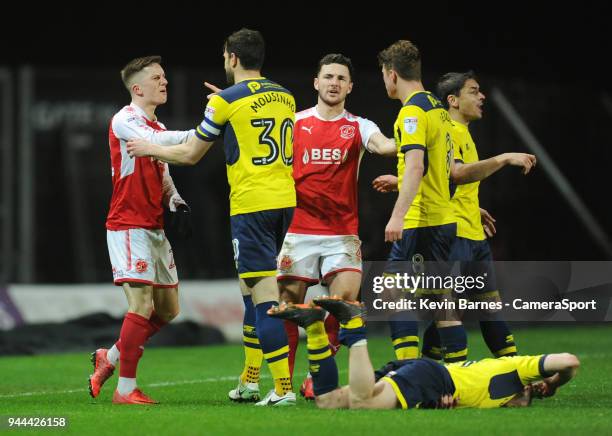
[223,121,240,165]
[405,91,444,112]
[308,345,331,355]
[203,116,223,131]
[195,125,217,141]
[488,370,523,399]
[400,144,426,154]
[539,354,553,377]
[218,79,293,104]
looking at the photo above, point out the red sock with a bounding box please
[113,311,168,352]
[325,314,340,355]
[284,320,299,378]
[118,312,150,378]
[147,311,168,337]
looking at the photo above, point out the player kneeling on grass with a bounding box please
[269,297,579,409]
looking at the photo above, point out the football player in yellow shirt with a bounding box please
[375,41,536,364]
[373,70,535,361]
[127,28,296,406]
[269,297,578,410]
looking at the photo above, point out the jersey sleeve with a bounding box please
[357,117,382,152]
[398,105,428,154]
[112,111,194,145]
[195,95,230,141]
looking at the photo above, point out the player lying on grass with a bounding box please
[269,297,579,409]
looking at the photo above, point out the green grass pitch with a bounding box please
[1,325,611,435]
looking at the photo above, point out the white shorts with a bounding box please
[107,228,178,288]
[277,233,362,284]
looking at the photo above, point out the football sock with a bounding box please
[117,377,137,395]
[256,301,292,395]
[480,320,517,357]
[439,325,468,363]
[325,314,340,355]
[339,316,367,348]
[306,320,338,396]
[284,320,299,379]
[388,312,419,359]
[118,312,149,380]
[421,321,443,360]
[241,295,262,384]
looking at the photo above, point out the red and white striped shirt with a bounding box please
[106,103,192,230]
[288,107,380,235]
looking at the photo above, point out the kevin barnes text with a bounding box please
[372,298,597,312]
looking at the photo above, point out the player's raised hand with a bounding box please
[204,82,222,100]
[372,174,399,193]
[385,215,404,242]
[480,207,497,237]
[126,138,154,158]
[504,153,537,175]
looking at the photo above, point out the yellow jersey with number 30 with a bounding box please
[450,121,485,240]
[195,77,296,216]
[395,91,455,229]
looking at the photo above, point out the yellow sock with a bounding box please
[264,345,292,395]
[392,335,419,360]
[241,329,263,384]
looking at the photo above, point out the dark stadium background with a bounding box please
[1,8,610,283]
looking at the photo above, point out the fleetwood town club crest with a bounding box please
[340,125,356,139]
[279,255,293,271]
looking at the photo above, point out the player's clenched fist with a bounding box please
[126,138,154,158]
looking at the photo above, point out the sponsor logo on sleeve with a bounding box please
[404,117,418,134]
[205,106,216,119]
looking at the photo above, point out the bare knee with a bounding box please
[156,307,179,323]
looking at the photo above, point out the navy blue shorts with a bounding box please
[449,237,497,296]
[230,207,294,278]
[378,358,455,409]
[386,223,456,279]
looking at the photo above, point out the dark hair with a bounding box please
[377,40,421,81]
[224,28,265,70]
[317,53,354,80]
[120,55,162,90]
[436,71,478,109]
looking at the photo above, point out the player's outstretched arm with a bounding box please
[451,152,537,184]
[366,133,397,157]
[126,135,214,166]
[385,150,424,242]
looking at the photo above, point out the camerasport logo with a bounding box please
[135,259,149,273]
[278,255,293,271]
[340,125,355,139]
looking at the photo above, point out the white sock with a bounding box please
[107,345,120,365]
[117,377,137,395]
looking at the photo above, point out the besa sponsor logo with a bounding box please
[303,148,343,164]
